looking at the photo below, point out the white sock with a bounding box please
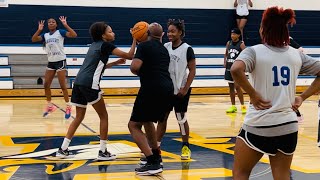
[47,101,52,106]
[66,102,71,107]
[100,140,107,152]
[61,138,71,150]
[157,141,161,147]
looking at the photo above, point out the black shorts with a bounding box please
[237,128,298,156]
[130,90,174,123]
[224,70,234,83]
[71,85,103,108]
[47,60,66,71]
[173,88,191,112]
[236,15,248,19]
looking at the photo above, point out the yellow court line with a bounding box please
[2,132,320,174]
[175,132,320,174]
[0,166,20,180]
[73,168,233,180]
[0,136,39,154]
[5,130,181,138]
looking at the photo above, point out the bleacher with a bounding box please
[0,45,319,96]
[0,56,13,89]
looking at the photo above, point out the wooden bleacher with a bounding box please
[0,56,13,90]
[0,45,319,96]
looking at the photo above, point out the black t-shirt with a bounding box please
[172,42,195,62]
[134,39,174,94]
[74,41,116,89]
[101,42,116,57]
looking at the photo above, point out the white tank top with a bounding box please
[164,42,190,95]
[43,30,66,62]
[236,0,249,16]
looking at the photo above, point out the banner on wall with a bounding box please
[0,0,8,7]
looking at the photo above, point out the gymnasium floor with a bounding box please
[0,95,320,180]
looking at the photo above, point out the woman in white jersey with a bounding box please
[157,19,196,160]
[32,16,77,119]
[231,7,320,179]
[234,0,253,40]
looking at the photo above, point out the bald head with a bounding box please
[148,22,163,39]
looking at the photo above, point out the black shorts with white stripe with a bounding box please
[237,128,298,156]
[71,85,103,108]
[47,59,66,71]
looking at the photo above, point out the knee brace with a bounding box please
[176,112,187,135]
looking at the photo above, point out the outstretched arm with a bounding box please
[59,16,77,38]
[105,58,126,69]
[112,38,137,60]
[31,20,45,42]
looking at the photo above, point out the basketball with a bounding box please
[132,21,149,42]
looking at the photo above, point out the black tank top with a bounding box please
[226,40,242,70]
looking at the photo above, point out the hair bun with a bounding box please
[282,9,296,25]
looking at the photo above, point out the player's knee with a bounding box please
[235,86,242,92]
[128,121,134,132]
[44,82,51,89]
[158,120,167,129]
[128,121,140,131]
[60,85,67,91]
[176,112,187,124]
[272,169,291,180]
[232,168,251,180]
[228,84,235,90]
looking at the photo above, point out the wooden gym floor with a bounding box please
[0,95,319,180]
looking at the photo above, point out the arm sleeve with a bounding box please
[235,47,256,73]
[299,52,320,75]
[134,44,145,62]
[101,42,117,55]
[187,47,195,62]
[59,29,67,37]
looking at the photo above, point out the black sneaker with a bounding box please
[135,162,163,175]
[139,156,163,167]
[98,150,116,161]
[55,148,74,158]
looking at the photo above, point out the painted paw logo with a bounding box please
[0,135,144,179]
[4,143,140,161]
[1,132,319,179]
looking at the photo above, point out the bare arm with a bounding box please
[234,0,238,7]
[300,72,320,101]
[231,60,271,109]
[231,61,255,94]
[183,59,196,92]
[105,58,126,69]
[130,58,143,75]
[59,16,77,38]
[31,20,45,42]
[112,39,137,60]
[248,0,253,7]
[293,73,320,111]
[240,41,246,50]
[224,41,229,67]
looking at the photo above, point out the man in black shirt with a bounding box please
[128,22,174,175]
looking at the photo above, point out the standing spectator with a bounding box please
[234,0,253,40]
